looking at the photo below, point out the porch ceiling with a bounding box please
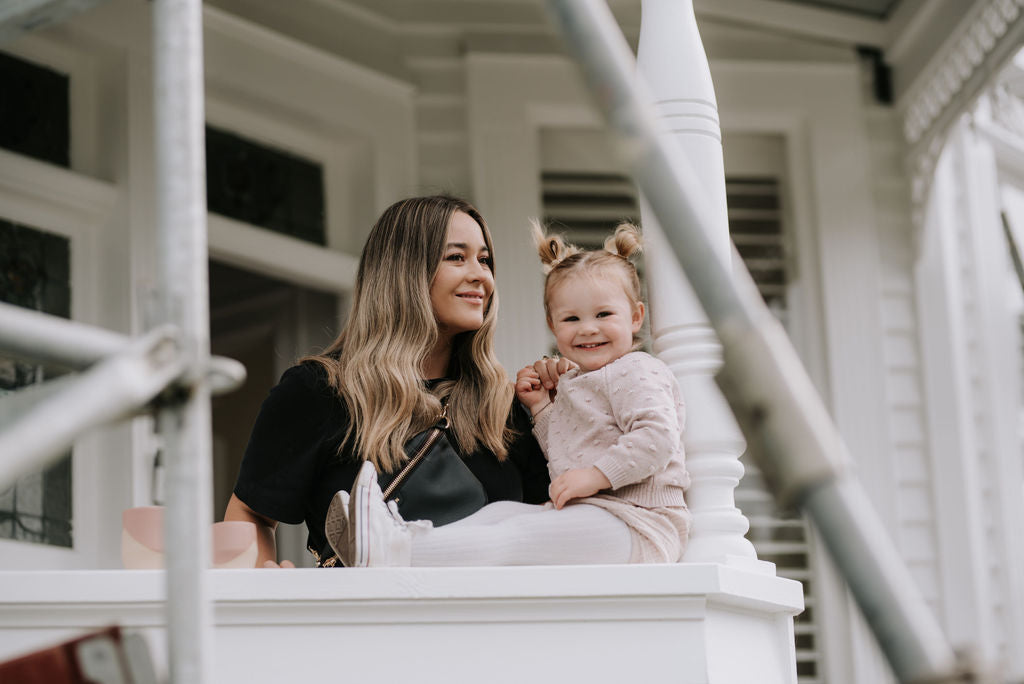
[331,0,915,51]
[781,0,902,20]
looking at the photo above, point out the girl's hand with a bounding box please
[549,467,611,509]
[515,366,550,415]
[533,355,576,391]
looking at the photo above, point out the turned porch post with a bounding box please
[637,0,761,565]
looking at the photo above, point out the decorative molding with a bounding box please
[902,0,1024,220]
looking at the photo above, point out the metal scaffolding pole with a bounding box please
[544,1,972,682]
[152,0,213,682]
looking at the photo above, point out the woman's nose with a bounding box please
[467,259,490,282]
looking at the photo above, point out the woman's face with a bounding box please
[429,211,494,338]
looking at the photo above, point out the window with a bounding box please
[0,51,69,168]
[0,52,74,550]
[206,125,326,245]
[0,220,73,548]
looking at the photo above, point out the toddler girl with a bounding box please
[326,223,690,566]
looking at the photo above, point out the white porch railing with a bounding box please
[0,566,803,684]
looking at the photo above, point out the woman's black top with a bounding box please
[233,362,551,556]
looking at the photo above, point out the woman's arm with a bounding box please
[224,494,294,568]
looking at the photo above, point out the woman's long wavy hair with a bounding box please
[304,195,514,473]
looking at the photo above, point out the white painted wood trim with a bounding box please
[958,123,1024,674]
[202,6,415,99]
[207,214,358,295]
[913,137,997,655]
[693,0,887,48]
[466,53,599,372]
[0,149,116,227]
[0,150,116,570]
[0,565,803,683]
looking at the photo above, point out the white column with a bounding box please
[637,0,762,566]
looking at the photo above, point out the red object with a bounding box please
[0,626,133,683]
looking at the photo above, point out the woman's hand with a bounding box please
[262,559,296,569]
[515,366,550,416]
[515,356,577,416]
[224,494,294,568]
[549,467,611,509]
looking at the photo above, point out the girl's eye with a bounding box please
[562,315,579,322]
[597,311,613,318]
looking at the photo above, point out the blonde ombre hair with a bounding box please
[305,195,514,473]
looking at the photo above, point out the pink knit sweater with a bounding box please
[532,351,690,508]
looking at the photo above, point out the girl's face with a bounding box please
[429,211,494,339]
[547,273,644,373]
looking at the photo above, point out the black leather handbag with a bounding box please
[312,404,487,567]
[378,406,488,526]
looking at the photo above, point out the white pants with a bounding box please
[410,501,632,566]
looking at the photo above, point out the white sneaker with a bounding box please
[349,460,415,567]
[325,489,354,567]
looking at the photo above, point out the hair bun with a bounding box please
[531,219,581,274]
[604,222,642,259]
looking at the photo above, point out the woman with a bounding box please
[224,195,551,567]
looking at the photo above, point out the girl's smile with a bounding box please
[547,274,644,373]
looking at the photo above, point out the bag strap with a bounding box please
[382,402,450,500]
[310,402,450,568]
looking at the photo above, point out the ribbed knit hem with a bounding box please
[606,481,687,509]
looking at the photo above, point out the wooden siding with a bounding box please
[865,106,944,614]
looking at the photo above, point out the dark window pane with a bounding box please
[206,126,326,245]
[0,219,73,548]
[0,52,70,167]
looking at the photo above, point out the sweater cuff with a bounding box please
[531,404,552,453]
[593,453,637,491]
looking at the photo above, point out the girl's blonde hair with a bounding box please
[532,221,645,346]
[305,195,513,473]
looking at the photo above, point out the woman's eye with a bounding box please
[445,253,465,262]
[479,256,493,269]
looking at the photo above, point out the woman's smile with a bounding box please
[430,211,494,338]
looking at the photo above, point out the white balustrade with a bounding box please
[637,0,765,568]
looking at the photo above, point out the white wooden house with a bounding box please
[0,0,1022,682]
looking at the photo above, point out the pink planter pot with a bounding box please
[121,507,258,569]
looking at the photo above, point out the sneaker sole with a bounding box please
[324,491,350,566]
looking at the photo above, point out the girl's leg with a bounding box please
[411,501,632,566]
[333,462,631,567]
[438,500,547,527]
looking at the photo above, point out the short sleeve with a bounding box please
[233,363,347,525]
